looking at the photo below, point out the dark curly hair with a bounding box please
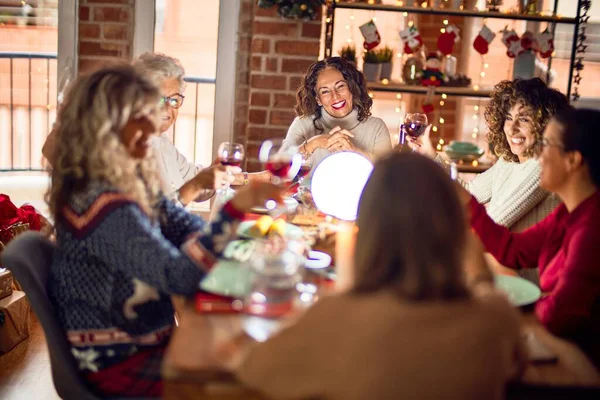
[484,78,570,163]
[294,56,372,133]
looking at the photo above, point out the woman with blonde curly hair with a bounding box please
[47,64,280,397]
[412,78,570,233]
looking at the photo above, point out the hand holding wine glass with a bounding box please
[259,139,302,215]
[217,142,245,194]
[401,113,429,153]
[405,122,436,159]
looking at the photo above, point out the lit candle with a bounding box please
[335,222,358,292]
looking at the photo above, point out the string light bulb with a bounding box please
[440,100,445,106]
[474,105,479,111]
[432,126,438,132]
[439,117,445,124]
[441,93,447,99]
[396,94,402,99]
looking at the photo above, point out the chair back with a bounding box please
[1,232,99,400]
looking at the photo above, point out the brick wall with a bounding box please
[238,3,322,171]
[77,0,135,73]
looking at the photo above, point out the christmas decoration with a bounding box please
[257,0,325,20]
[519,0,537,15]
[402,56,424,85]
[520,30,535,51]
[444,55,457,78]
[339,44,357,64]
[501,27,524,58]
[437,25,460,56]
[473,25,496,55]
[533,30,554,59]
[421,52,448,87]
[399,26,423,54]
[422,86,436,114]
[571,0,591,102]
[359,20,381,50]
[486,0,502,12]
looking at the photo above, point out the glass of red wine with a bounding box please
[217,142,245,195]
[258,139,302,215]
[400,113,428,151]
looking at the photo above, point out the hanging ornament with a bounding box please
[519,0,537,15]
[402,56,424,85]
[501,27,524,58]
[422,86,436,114]
[437,24,460,56]
[520,30,535,52]
[421,52,448,87]
[359,20,381,51]
[533,29,554,58]
[399,25,423,54]
[473,25,496,55]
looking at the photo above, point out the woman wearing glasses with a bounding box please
[458,108,600,367]
[133,53,238,205]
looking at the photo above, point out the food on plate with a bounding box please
[247,215,286,237]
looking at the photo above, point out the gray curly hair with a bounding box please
[133,52,186,92]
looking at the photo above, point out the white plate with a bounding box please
[304,251,332,269]
[250,197,299,214]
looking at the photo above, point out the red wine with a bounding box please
[403,122,426,138]
[220,158,242,168]
[297,165,311,179]
[266,160,292,178]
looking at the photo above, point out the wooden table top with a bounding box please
[162,302,600,400]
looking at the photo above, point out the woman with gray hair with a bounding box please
[133,52,238,205]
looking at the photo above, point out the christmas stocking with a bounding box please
[521,31,535,51]
[359,20,381,51]
[534,30,554,58]
[473,25,496,55]
[501,28,523,58]
[437,25,460,56]
[399,26,423,54]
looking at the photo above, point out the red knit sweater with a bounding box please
[470,191,600,364]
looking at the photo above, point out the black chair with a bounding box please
[1,231,156,400]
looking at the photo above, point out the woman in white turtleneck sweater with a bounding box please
[280,57,392,171]
[229,57,392,186]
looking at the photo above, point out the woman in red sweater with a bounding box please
[461,108,600,365]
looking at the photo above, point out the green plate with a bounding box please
[236,220,304,239]
[199,259,251,298]
[494,274,541,307]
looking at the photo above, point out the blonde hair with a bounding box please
[47,64,163,220]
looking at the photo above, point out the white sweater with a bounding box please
[466,158,561,232]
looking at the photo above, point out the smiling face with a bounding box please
[503,103,536,162]
[159,77,182,133]
[316,67,353,118]
[121,109,159,159]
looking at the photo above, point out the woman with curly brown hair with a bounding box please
[280,56,392,172]
[412,78,570,233]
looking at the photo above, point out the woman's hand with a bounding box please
[406,124,436,159]
[305,134,330,154]
[327,126,356,153]
[231,182,284,213]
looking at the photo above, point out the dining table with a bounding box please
[161,297,600,400]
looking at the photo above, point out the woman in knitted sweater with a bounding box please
[47,65,280,397]
[412,78,570,232]
[230,57,392,186]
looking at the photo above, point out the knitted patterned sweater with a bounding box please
[464,158,561,232]
[49,181,243,374]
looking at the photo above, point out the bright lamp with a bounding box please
[310,152,373,221]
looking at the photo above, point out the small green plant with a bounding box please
[363,49,379,64]
[376,46,394,63]
[339,44,357,62]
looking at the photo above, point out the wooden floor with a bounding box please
[0,313,60,400]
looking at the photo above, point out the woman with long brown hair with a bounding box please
[235,153,525,400]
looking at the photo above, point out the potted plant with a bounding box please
[376,46,394,81]
[362,50,381,82]
[339,44,357,66]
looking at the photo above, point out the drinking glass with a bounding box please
[217,142,245,195]
[400,113,428,150]
[258,139,302,215]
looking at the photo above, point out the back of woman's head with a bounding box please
[553,108,600,188]
[48,64,162,220]
[353,153,469,301]
[295,56,372,124]
[486,77,571,162]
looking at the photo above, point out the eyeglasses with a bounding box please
[160,93,185,109]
